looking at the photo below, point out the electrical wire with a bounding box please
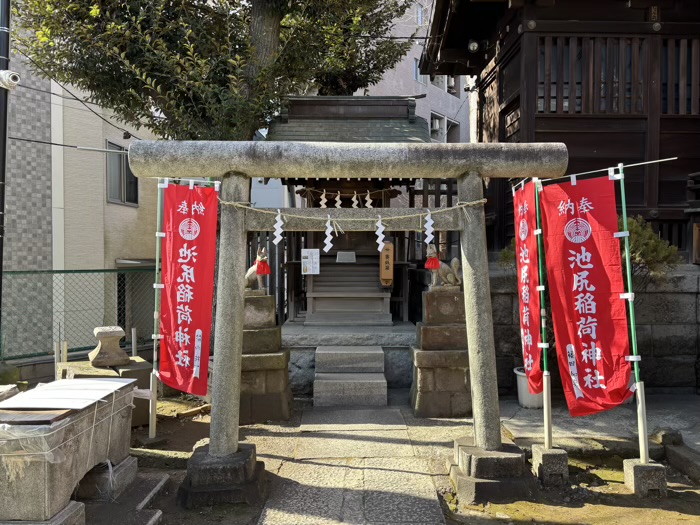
[14,48,142,140]
[9,135,128,153]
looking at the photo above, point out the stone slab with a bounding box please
[650,324,699,356]
[115,357,152,427]
[58,361,119,379]
[239,390,293,425]
[362,457,446,524]
[416,323,468,350]
[315,346,384,374]
[177,443,267,509]
[242,351,289,371]
[422,290,465,325]
[623,459,667,497]
[410,389,471,418]
[0,502,85,525]
[295,430,414,460]
[243,326,282,355]
[300,408,406,431]
[244,295,276,329]
[75,456,138,501]
[455,440,527,479]
[313,373,387,407]
[531,444,569,486]
[412,347,469,368]
[449,463,538,505]
[665,444,700,484]
[257,456,446,525]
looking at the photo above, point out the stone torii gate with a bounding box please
[129,141,568,506]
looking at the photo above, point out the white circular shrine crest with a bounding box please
[564,218,592,243]
[518,219,529,241]
[179,218,201,241]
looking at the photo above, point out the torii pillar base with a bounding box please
[448,437,537,505]
[177,443,267,509]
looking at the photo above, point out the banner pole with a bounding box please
[534,178,552,449]
[149,177,165,440]
[615,163,649,464]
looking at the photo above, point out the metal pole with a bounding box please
[533,178,553,449]
[149,178,165,439]
[0,0,12,337]
[616,163,649,463]
[131,327,137,357]
[53,341,60,380]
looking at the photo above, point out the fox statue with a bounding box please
[245,247,268,290]
[426,244,462,287]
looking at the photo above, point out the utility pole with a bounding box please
[0,0,11,337]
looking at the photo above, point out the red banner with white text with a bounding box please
[541,176,633,416]
[160,185,218,396]
[513,182,543,394]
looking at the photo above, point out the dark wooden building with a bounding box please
[421,0,700,260]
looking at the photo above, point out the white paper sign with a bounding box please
[301,249,320,275]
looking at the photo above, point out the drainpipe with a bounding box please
[0,0,12,348]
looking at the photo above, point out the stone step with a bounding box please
[315,346,384,374]
[304,312,393,326]
[313,373,387,407]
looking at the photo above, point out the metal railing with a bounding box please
[1,269,155,360]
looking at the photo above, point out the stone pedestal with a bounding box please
[623,459,667,497]
[238,293,292,424]
[177,443,267,509]
[58,357,151,427]
[88,326,130,367]
[410,289,471,417]
[531,444,569,486]
[448,437,536,504]
[240,351,293,424]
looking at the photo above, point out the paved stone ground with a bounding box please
[500,394,700,455]
[244,393,468,525]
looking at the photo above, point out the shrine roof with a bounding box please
[267,96,431,144]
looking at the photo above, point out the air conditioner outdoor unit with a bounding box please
[447,77,455,88]
[431,119,441,131]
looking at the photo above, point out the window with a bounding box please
[107,142,138,205]
[414,58,427,84]
[430,113,445,142]
[416,3,424,26]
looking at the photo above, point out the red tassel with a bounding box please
[256,260,271,275]
[425,257,440,270]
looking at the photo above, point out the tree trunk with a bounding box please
[244,0,285,139]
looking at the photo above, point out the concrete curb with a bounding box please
[665,444,700,484]
[130,448,191,470]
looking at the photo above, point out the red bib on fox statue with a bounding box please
[425,257,440,270]
[256,260,271,275]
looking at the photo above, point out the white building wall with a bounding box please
[356,0,470,143]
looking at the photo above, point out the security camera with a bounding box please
[0,70,21,91]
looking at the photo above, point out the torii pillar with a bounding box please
[129,141,568,507]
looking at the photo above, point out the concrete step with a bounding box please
[313,372,387,407]
[315,346,384,374]
[84,472,169,525]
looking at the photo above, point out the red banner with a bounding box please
[160,184,218,395]
[541,176,633,416]
[513,182,543,394]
